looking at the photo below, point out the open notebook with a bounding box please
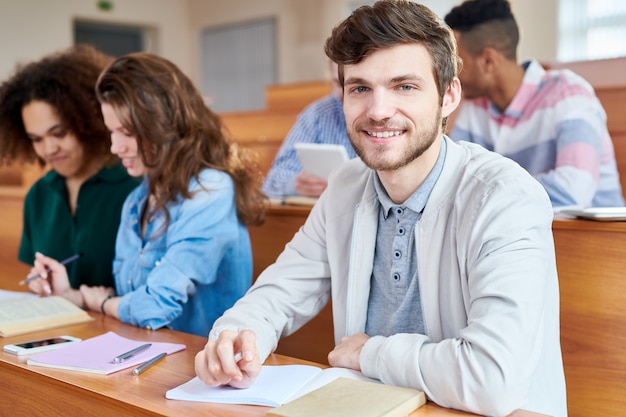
[166,365,380,407]
[166,365,425,417]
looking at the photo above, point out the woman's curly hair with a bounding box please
[0,44,116,167]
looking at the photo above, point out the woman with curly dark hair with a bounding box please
[0,44,139,291]
[30,52,267,336]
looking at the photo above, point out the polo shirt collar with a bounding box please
[374,138,447,219]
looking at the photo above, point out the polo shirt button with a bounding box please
[397,226,405,236]
[155,260,161,266]
[395,207,404,215]
[393,250,402,259]
[392,273,401,281]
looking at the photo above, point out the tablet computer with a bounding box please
[559,207,626,221]
[295,143,349,180]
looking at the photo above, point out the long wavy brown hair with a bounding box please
[0,44,115,167]
[96,52,266,226]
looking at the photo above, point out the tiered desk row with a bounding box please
[1,58,626,416]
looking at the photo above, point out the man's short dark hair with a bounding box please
[325,0,459,105]
[444,0,519,60]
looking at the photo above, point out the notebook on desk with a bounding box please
[558,207,626,221]
[269,196,318,207]
[26,331,186,374]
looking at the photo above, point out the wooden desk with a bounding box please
[552,217,626,417]
[0,187,27,291]
[0,312,544,416]
[248,204,310,280]
[247,204,334,364]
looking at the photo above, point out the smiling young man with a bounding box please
[195,2,566,416]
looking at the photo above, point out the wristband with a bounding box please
[100,295,114,315]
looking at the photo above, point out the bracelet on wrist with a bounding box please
[100,295,114,315]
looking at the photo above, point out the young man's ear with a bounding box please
[442,77,462,118]
[479,47,500,74]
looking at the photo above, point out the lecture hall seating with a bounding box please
[220,80,331,176]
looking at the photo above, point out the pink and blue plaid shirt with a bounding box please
[451,59,624,208]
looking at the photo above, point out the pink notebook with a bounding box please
[26,331,186,374]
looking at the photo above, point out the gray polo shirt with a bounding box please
[365,139,447,336]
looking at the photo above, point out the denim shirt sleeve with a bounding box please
[116,170,241,330]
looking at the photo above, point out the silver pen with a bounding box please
[113,343,152,363]
[132,352,166,376]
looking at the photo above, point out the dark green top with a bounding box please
[18,163,140,289]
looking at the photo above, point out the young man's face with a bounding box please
[342,43,448,172]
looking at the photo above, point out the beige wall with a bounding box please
[0,0,191,81]
[510,0,558,63]
[0,0,559,88]
[186,0,348,85]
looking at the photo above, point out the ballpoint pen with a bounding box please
[133,352,166,376]
[113,343,152,363]
[19,253,83,286]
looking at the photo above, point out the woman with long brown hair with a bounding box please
[29,53,266,336]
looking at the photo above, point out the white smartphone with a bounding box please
[3,335,81,356]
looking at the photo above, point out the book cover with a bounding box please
[267,377,426,417]
[166,365,381,407]
[26,331,186,374]
[0,295,94,337]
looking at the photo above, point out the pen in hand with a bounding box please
[19,252,83,286]
[113,343,152,363]
[133,352,166,376]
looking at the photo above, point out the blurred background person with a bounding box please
[262,61,357,198]
[445,0,624,208]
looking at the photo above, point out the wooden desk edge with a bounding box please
[0,312,546,417]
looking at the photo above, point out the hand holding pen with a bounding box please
[20,253,82,285]
[194,329,261,389]
[25,252,82,298]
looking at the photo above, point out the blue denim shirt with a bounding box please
[113,169,252,336]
